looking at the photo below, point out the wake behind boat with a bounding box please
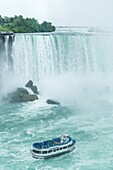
[30,134,76,159]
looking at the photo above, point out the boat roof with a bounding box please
[33,136,72,149]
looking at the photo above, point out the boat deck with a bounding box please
[33,137,72,149]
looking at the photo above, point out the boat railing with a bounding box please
[32,140,75,155]
[33,137,73,149]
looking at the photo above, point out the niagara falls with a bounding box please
[1,0,113,169]
[1,27,113,169]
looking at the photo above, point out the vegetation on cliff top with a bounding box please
[0,15,56,33]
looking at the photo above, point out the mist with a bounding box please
[0,71,25,98]
[39,72,113,107]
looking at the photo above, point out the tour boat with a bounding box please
[30,134,76,159]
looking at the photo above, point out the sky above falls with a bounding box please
[0,0,113,27]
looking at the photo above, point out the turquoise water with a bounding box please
[1,96,113,170]
[1,28,113,169]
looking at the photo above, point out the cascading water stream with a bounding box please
[1,30,113,102]
[0,35,14,98]
[1,29,113,170]
[12,32,113,82]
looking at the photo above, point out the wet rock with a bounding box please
[31,85,39,95]
[25,80,33,88]
[46,99,60,105]
[8,87,38,102]
[25,80,39,95]
[20,94,38,102]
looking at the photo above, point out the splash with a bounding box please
[39,72,113,106]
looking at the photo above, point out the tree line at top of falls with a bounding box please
[3,80,60,105]
[0,15,56,33]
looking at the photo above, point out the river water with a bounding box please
[0,27,113,169]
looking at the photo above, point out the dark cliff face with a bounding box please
[7,35,14,70]
[0,34,15,97]
[0,34,15,79]
[0,34,15,72]
[0,36,5,73]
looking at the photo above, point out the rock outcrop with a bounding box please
[25,80,39,94]
[25,80,33,88]
[31,85,39,95]
[8,87,38,102]
[7,80,39,102]
[6,80,60,105]
[46,99,60,105]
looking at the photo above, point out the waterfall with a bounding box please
[0,35,14,97]
[0,35,14,78]
[1,29,113,99]
[12,32,113,82]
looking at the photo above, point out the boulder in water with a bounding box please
[20,94,38,102]
[25,80,39,95]
[25,80,33,88]
[8,87,38,102]
[31,85,39,95]
[46,99,60,105]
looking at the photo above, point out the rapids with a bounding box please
[0,27,113,169]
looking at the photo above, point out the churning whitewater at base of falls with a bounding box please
[0,27,113,170]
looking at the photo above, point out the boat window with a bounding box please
[57,148,59,151]
[63,146,67,149]
[33,149,41,154]
[68,143,74,147]
[53,149,56,152]
[42,151,47,154]
[48,150,52,153]
[60,147,62,150]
